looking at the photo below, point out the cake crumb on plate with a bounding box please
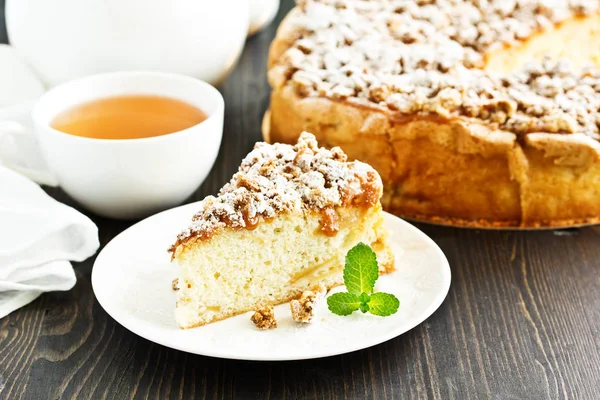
[251,306,277,329]
[291,289,323,324]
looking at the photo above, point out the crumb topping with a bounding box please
[170,133,382,251]
[270,0,600,138]
[290,285,326,323]
[251,306,278,329]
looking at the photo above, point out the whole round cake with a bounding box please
[264,0,600,228]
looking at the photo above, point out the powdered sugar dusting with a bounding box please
[171,133,382,249]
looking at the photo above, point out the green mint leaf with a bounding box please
[327,292,361,316]
[368,292,400,316]
[359,292,371,313]
[344,242,379,295]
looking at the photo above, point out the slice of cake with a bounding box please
[169,133,394,329]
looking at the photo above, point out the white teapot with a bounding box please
[248,0,280,36]
[6,0,251,86]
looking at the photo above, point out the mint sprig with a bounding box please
[327,243,399,317]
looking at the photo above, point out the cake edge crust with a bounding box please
[263,87,600,228]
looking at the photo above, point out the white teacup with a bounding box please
[3,71,223,220]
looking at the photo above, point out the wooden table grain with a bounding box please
[1,1,599,399]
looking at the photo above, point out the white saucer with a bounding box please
[92,204,451,361]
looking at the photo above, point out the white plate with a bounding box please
[92,204,451,361]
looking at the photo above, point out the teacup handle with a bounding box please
[0,102,58,186]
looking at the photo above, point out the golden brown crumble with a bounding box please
[170,133,382,254]
[270,0,600,138]
[290,284,326,324]
[251,306,278,329]
[290,291,317,323]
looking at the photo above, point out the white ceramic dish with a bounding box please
[92,204,451,361]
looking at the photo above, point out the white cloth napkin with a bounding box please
[0,45,99,318]
[0,167,99,318]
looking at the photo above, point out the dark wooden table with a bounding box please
[1,1,600,399]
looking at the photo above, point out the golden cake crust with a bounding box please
[265,0,600,228]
